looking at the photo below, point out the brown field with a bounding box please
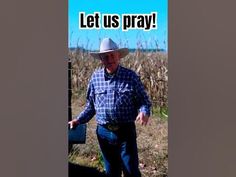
[68,49,168,177]
[69,49,168,111]
[69,100,168,177]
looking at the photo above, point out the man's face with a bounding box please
[100,51,120,73]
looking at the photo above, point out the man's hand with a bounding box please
[68,119,79,129]
[136,112,149,126]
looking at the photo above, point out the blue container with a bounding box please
[68,124,87,144]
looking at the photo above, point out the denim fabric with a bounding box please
[96,123,141,177]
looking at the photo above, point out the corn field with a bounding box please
[68,48,168,117]
[69,48,168,177]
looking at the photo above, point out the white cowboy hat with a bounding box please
[90,38,129,59]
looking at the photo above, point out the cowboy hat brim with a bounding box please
[90,48,129,59]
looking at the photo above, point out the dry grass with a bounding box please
[69,49,168,111]
[136,118,168,177]
[68,49,168,176]
[69,101,168,177]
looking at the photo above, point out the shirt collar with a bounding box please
[103,65,121,79]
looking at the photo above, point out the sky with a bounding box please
[69,0,168,51]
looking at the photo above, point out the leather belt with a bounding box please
[103,124,120,131]
[100,122,134,131]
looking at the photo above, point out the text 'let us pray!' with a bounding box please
[79,12,158,31]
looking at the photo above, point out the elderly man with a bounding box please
[69,38,151,177]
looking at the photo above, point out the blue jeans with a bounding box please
[96,123,141,177]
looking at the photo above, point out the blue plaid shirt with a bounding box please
[76,65,151,125]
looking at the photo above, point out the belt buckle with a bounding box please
[107,124,119,131]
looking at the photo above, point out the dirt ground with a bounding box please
[69,100,168,177]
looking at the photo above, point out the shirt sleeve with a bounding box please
[133,73,152,117]
[76,77,96,124]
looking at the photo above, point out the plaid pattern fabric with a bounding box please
[76,65,151,125]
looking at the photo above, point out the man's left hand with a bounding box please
[136,112,149,126]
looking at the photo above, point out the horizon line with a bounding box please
[69,46,167,52]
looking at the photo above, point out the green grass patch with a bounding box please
[152,106,168,121]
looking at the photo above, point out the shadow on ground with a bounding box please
[69,162,106,177]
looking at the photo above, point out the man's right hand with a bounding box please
[68,119,79,129]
